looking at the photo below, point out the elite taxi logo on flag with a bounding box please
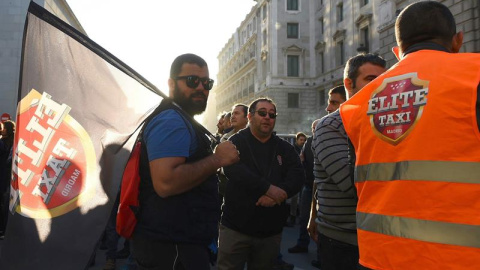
[11,89,96,218]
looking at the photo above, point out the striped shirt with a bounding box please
[312,110,358,245]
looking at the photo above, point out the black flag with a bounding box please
[0,2,165,269]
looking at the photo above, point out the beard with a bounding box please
[173,83,207,116]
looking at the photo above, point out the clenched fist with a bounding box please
[213,141,240,167]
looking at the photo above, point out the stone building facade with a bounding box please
[0,0,84,118]
[213,0,480,135]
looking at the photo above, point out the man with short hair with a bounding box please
[132,53,239,269]
[293,132,306,154]
[325,85,346,114]
[308,53,386,270]
[285,132,307,227]
[222,112,233,135]
[288,120,320,256]
[340,2,480,269]
[215,112,226,140]
[218,98,304,270]
[221,104,248,142]
[219,104,249,201]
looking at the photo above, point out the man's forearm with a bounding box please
[151,154,221,198]
[151,140,239,198]
[308,182,318,242]
[224,164,270,196]
[309,182,317,221]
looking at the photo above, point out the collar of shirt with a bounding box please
[402,42,450,58]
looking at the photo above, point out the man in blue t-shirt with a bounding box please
[132,54,239,270]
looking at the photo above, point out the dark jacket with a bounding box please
[0,140,11,194]
[302,136,315,186]
[221,128,304,237]
[134,99,219,245]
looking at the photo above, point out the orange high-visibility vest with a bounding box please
[340,50,480,270]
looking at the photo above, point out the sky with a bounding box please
[66,0,257,96]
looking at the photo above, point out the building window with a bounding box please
[319,51,324,74]
[262,5,267,20]
[262,30,267,46]
[319,90,326,107]
[337,2,343,22]
[287,0,298,11]
[362,0,369,6]
[336,41,345,66]
[288,93,299,108]
[287,23,299,39]
[320,18,324,35]
[287,55,299,77]
[360,26,370,53]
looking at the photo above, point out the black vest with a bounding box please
[134,99,219,245]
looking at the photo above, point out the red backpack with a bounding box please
[116,101,166,239]
[116,139,142,239]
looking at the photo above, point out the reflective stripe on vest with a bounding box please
[356,160,480,184]
[357,212,480,248]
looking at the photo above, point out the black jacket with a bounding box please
[302,136,315,186]
[221,128,304,237]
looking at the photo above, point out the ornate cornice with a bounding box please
[332,29,346,40]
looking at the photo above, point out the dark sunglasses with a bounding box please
[175,75,214,90]
[253,110,277,119]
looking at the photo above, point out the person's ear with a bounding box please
[344,78,352,91]
[451,31,463,53]
[343,78,355,100]
[168,78,175,97]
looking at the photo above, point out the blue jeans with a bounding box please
[296,185,312,248]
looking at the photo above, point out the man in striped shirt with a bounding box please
[308,53,386,270]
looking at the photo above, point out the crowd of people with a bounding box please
[1,2,479,270]
[126,2,479,270]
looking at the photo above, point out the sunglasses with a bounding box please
[175,75,214,90]
[253,110,277,119]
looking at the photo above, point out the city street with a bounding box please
[0,222,318,270]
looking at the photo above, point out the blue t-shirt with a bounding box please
[143,109,197,161]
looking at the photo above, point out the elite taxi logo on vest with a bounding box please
[367,72,429,145]
[10,89,96,219]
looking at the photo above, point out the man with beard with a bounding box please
[217,98,304,270]
[132,53,240,270]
